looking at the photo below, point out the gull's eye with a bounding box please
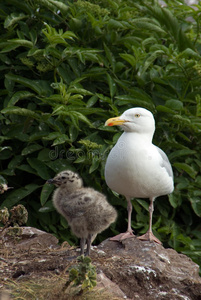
[135,114,140,118]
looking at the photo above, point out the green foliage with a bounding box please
[65,255,97,294]
[1,0,201,270]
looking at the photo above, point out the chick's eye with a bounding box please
[135,114,140,118]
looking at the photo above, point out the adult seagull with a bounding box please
[104,107,174,244]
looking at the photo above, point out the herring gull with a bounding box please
[104,107,174,244]
[47,170,117,255]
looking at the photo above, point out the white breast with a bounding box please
[105,133,173,199]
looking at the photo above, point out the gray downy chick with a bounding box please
[47,170,117,256]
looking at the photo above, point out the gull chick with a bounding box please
[47,170,117,256]
[105,107,174,244]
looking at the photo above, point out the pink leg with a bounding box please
[138,197,162,245]
[110,197,135,241]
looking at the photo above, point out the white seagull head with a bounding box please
[105,107,155,135]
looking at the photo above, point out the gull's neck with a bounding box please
[122,131,154,144]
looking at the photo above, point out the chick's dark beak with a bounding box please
[46,179,54,184]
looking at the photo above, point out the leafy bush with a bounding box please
[1,0,201,269]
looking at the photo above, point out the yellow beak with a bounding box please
[105,116,126,127]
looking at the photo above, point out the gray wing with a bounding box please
[156,146,173,179]
[63,190,95,218]
[59,204,85,219]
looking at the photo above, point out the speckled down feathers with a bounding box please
[51,170,117,239]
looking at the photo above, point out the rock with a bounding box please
[1,227,201,299]
[1,226,59,250]
[96,271,128,299]
[0,290,11,300]
[93,237,201,300]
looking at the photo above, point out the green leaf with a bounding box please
[52,134,71,146]
[69,125,79,142]
[176,177,189,190]
[168,193,180,208]
[115,95,153,110]
[89,159,99,174]
[48,0,69,14]
[68,87,93,96]
[43,132,61,141]
[60,216,68,228]
[189,197,201,217]
[42,24,76,46]
[0,146,12,153]
[141,50,165,74]
[174,163,197,179]
[7,39,33,48]
[17,164,36,174]
[104,43,115,70]
[71,111,92,126]
[136,199,149,211]
[165,99,183,111]
[96,93,112,104]
[27,158,51,180]
[178,48,201,59]
[107,19,126,29]
[119,53,136,67]
[156,105,175,114]
[74,156,86,164]
[46,160,73,173]
[0,43,19,53]
[115,90,153,103]
[172,115,191,126]
[8,155,23,169]
[82,279,90,290]
[169,149,196,160]
[1,184,39,208]
[7,91,34,107]
[5,74,52,96]
[106,73,116,98]
[69,268,78,278]
[40,183,55,206]
[21,144,43,156]
[1,106,41,120]
[132,18,166,34]
[38,200,55,213]
[4,13,27,28]
[0,175,7,185]
[86,95,98,108]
